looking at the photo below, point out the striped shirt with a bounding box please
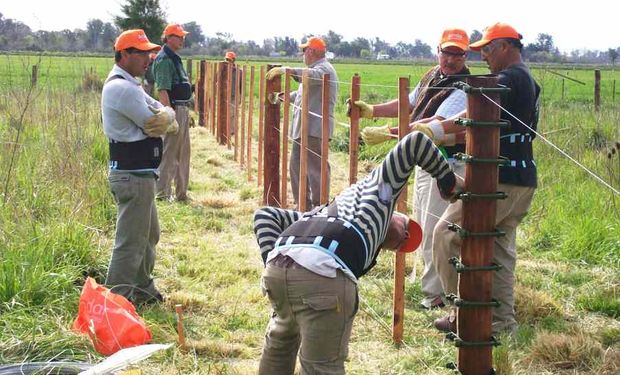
[254,131,455,276]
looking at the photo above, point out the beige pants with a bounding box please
[432,183,535,333]
[259,262,357,375]
[156,105,191,201]
[412,161,465,308]
[290,136,330,210]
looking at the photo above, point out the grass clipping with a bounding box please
[528,331,603,370]
[514,285,563,323]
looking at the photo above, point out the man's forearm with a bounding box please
[158,90,171,107]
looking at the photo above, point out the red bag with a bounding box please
[72,277,152,355]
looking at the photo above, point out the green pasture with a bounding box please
[0,54,618,373]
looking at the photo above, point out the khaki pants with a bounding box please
[259,263,357,375]
[105,171,160,302]
[412,161,465,308]
[157,105,191,201]
[432,183,535,333]
[290,136,330,210]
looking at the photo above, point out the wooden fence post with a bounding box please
[281,70,291,207]
[247,66,256,182]
[234,65,241,160]
[186,59,193,83]
[31,64,38,87]
[392,76,409,345]
[263,64,282,206]
[198,60,206,126]
[217,62,228,145]
[456,76,502,375]
[226,62,233,149]
[258,66,265,187]
[211,63,218,135]
[594,69,601,111]
[349,74,361,185]
[320,73,330,205]
[240,65,247,168]
[298,70,310,212]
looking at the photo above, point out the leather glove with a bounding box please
[346,99,374,118]
[144,106,175,137]
[361,124,392,145]
[266,66,290,81]
[167,119,179,135]
[412,119,445,144]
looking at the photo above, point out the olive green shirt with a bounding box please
[153,52,189,92]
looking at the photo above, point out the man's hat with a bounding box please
[440,28,469,51]
[163,24,190,38]
[469,22,522,51]
[399,220,423,253]
[114,29,160,52]
[225,51,237,60]
[299,36,326,51]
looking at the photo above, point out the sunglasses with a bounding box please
[481,40,501,54]
[439,49,466,58]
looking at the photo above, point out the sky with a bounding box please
[1,0,617,53]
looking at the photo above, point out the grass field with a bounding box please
[0,54,618,374]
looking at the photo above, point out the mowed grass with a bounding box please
[0,55,618,373]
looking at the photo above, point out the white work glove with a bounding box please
[346,99,374,119]
[361,125,392,145]
[265,66,290,80]
[144,105,175,137]
[167,119,179,135]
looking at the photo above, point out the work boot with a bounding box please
[433,315,456,333]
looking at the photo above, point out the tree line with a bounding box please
[1,0,619,64]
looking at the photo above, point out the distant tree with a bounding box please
[360,49,371,59]
[85,19,104,50]
[350,37,371,58]
[324,30,342,53]
[608,48,618,66]
[114,0,166,43]
[182,21,205,48]
[469,30,482,44]
[274,36,298,56]
[372,37,389,55]
[101,23,119,50]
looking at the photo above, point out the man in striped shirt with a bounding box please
[254,131,460,374]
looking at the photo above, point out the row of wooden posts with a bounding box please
[187,58,509,375]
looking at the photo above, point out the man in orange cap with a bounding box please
[102,29,178,305]
[431,22,540,334]
[153,23,193,202]
[353,28,471,310]
[266,36,339,211]
[254,129,461,375]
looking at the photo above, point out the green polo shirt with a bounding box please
[153,55,189,92]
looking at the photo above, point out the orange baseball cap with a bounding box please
[225,51,237,60]
[163,24,189,37]
[114,29,160,52]
[440,28,469,51]
[299,36,326,51]
[469,22,522,51]
[399,219,423,253]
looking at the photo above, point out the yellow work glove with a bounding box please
[411,120,444,144]
[144,105,175,137]
[361,125,392,145]
[167,119,179,135]
[265,66,289,81]
[345,99,374,118]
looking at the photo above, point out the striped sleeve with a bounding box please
[253,207,302,265]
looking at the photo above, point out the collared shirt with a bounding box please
[289,58,339,140]
[153,45,189,92]
[101,64,163,143]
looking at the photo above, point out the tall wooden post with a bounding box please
[198,60,206,126]
[203,61,211,127]
[349,74,361,185]
[298,70,310,212]
[234,65,241,160]
[31,64,38,87]
[247,66,256,182]
[240,65,247,168]
[281,70,291,207]
[392,76,409,345]
[186,59,193,84]
[217,62,228,145]
[211,63,218,135]
[594,69,601,111]
[561,78,565,101]
[320,73,331,205]
[613,79,616,102]
[258,66,266,186]
[457,76,502,375]
[263,64,282,206]
[226,62,233,149]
